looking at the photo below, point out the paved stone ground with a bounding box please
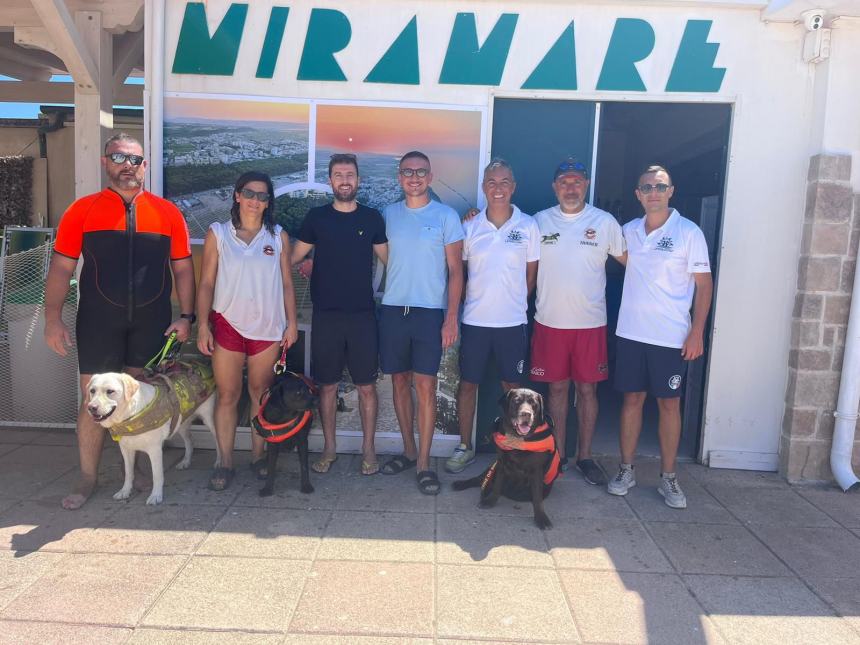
[1,427,860,644]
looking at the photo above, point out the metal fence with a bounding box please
[0,241,79,426]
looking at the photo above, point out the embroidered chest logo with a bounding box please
[358,230,364,236]
[506,229,525,244]
[580,227,598,247]
[541,233,560,245]
[263,245,275,256]
[656,236,674,252]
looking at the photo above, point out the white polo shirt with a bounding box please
[534,204,625,329]
[462,206,541,327]
[616,209,711,349]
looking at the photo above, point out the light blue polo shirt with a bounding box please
[382,199,465,309]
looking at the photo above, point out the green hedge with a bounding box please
[0,156,33,227]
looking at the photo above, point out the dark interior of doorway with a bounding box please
[483,98,730,465]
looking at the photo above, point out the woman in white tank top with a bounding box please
[196,171,299,491]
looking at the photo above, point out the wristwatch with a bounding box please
[180,312,197,324]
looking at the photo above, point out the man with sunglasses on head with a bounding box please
[291,153,388,476]
[528,158,626,486]
[377,151,464,495]
[44,133,195,510]
[608,165,713,509]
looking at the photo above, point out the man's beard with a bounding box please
[110,169,142,191]
[334,185,358,203]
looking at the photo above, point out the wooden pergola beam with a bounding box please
[112,29,143,88]
[0,80,142,105]
[29,0,99,93]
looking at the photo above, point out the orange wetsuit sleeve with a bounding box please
[53,199,87,259]
[168,203,192,260]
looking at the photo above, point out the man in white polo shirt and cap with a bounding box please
[445,158,540,473]
[529,158,626,485]
[608,164,713,509]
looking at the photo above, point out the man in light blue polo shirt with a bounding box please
[378,151,464,496]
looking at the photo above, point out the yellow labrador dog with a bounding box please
[86,364,218,505]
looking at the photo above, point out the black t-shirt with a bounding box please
[298,203,387,312]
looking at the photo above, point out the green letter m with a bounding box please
[172,3,248,75]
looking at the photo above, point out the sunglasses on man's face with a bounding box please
[637,183,671,194]
[239,188,270,202]
[105,152,144,166]
[399,168,429,178]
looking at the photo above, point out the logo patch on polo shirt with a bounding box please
[580,227,598,247]
[530,366,545,377]
[668,374,682,390]
[506,230,525,244]
[263,245,275,256]
[541,233,560,245]
[656,236,674,251]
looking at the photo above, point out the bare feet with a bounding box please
[61,479,95,510]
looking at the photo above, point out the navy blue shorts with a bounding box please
[311,309,378,385]
[459,323,527,384]
[379,305,444,376]
[613,336,687,398]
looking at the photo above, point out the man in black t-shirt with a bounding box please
[291,154,388,475]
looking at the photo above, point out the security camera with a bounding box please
[802,10,825,31]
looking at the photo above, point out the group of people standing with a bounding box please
[44,132,711,510]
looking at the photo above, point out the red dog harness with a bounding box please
[486,421,562,487]
[252,372,317,444]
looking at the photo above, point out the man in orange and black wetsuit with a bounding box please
[44,133,196,510]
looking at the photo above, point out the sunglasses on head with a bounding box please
[239,188,270,202]
[558,160,586,173]
[105,152,144,166]
[637,183,671,194]
[399,168,429,178]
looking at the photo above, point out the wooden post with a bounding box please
[73,10,113,198]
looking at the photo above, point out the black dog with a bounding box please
[252,372,318,497]
[452,388,561,529]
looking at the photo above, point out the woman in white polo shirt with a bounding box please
[196,171,299,492]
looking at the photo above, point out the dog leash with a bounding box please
[145,331,181,372]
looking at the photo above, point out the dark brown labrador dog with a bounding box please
[252,372,318,497]
[452,388,561,529]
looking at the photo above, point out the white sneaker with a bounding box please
[658,474,687,509]
[607,465,636,496]
[445,443,476,473]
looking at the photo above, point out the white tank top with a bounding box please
[210,220,287,341]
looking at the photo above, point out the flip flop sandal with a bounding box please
[380,454,417,475]
[361,460,380,476]
[311,456,338,474]
[416,470,441,496]
[207,467,235,492]
[249,458,269,480]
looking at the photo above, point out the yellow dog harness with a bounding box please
[108,362,214,442]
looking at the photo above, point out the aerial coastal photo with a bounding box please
[162,97,485,436]
[163,96,311,239]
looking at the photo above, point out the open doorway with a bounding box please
[485,98,730,462]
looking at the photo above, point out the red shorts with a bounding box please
[209,312,276,357]
[529,322,609,383]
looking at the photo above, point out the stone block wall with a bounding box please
[781,154,860,482]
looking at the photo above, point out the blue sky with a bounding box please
[0,75,143,118]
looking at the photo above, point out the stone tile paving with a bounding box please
[0,427,859,644]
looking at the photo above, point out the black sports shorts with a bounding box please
[76,300,171,374]
[311,309,379,385]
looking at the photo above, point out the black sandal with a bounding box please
[416,470,441,496]
[380,455,417,475]
[207,467,235,492]
[249,458,268,480]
